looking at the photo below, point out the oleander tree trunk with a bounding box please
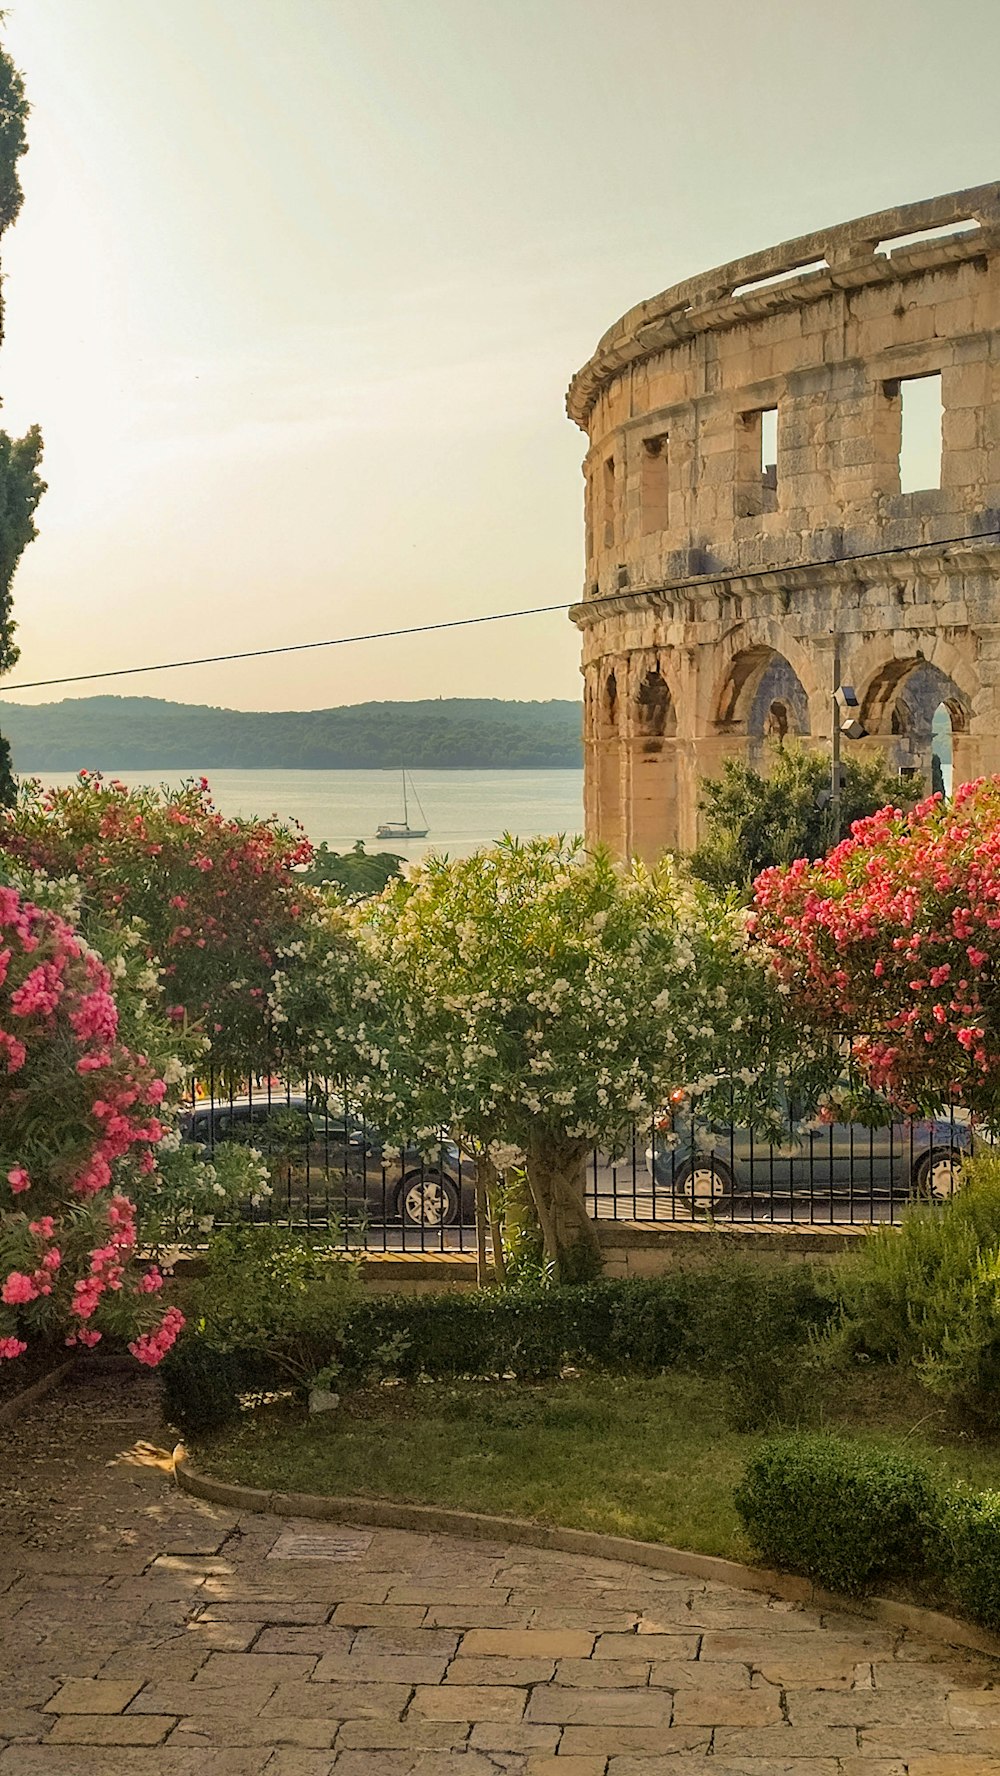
[524,1130,601,1283]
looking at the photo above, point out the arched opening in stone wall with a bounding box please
[748,657,810,743]
[863,659,970,794]
[715,647,811,739]
[630,664,679,862]
[634,668,677,739]
[931,702,954,799]
[594,664,625,858]
[714,648,812,784]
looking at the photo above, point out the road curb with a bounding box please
[172,1451,1000,1663]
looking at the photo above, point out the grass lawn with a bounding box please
[194,1368,1000,1562]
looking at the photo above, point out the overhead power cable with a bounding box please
[0,523,996,695]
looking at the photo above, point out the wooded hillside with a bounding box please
[2,696,583,771]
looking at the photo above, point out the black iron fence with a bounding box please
[178,1068,981,1252]
[591,1100,975,1227]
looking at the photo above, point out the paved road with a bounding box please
[2,1368,999,1771]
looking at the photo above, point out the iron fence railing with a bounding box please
[177,1067,983,1252]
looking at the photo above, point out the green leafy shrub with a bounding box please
[694,1261,835,1430]
[160,1338,268,1433]
[833,1150,1000,1426]
[936,1488,1000,1632]
[690,742,914,893]
[162,1227,361,1432]
[734,1433,942,1594]
[164,1260,834,1435]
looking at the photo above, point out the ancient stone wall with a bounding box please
[568,185,1000,859]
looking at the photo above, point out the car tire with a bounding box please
[398,1170,460,1228]
[912,1148,964,1202]
[675,1158,735,1215]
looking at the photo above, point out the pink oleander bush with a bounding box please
[0,773,317,1067]
[0,881,184,1365]
[752,778,1000,1121]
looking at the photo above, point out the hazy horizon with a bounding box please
[1,1,998,712]
[2,690,582,712]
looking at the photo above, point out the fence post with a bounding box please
[474,1152,491,1287]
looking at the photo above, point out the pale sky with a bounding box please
[0,0,997,711]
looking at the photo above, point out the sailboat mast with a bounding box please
[402,769,408,827]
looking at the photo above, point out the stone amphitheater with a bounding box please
[568,184,1000,860]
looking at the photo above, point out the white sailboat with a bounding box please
[376,769,429,840]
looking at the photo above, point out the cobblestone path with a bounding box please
[2,1369,1000,1772]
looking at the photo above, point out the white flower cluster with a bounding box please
[266,834,839,1166]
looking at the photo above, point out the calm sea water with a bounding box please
[35,767,584,858]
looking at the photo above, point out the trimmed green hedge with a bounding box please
[734,1434,940,1595]
[161,1262,834,1435]
[735,1432,1000,1632]
[938,1488,1000,1632]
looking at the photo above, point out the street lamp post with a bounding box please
[831,637,842,840]
[827,636,868,841]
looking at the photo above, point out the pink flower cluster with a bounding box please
[129,1305,185,1367]
[0,772,314,1060]
[0,887,183,1366]
[67,1195,137,1329]
[753,778,1000,1115]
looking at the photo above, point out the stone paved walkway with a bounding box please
[2,1371,1000,1772]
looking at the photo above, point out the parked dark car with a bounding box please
[646,1105,973,1213]
[178,1094,475,1228]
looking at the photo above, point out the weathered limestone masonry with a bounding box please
[568,185,1000,860]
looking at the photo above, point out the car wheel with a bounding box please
[675,1158,735,1215]
[398,1171,460,1228]
[913,1148,964,1202]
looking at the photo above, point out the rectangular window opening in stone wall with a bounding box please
[736,408,779,518]
[760,407,778,491]
[602,454,616,548]
[882,371,943,494]
[640,432,669,535]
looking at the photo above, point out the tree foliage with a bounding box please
[690,744,915,892]
[303,840,401,899]
[0,773,316,1065]
[1,694,583,771]
[0,878,184,1365]
[0,37,45,806]
[273,836,834,1280]
[0,853,271,1363]
[0,31,28,235]
[752,778,1000,1122]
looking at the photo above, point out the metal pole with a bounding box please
[831,636,841,840]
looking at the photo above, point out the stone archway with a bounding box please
[628,660,680,861]
[711,641,813,774]
[931,701,954,798]
[585,659,628,860]
[635,666,677,739]
[711,626,823,731]
[860,653,974,792]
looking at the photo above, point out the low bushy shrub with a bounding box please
[936,1488,1000,1632]
[162,1226,361,1431]
[163,1258,834,1436]
[833,1150,1000,1426]
[160,1338,269,1433]
[695,1261,834,1430]
[734,1433,941,1594]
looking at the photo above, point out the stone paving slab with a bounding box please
[3,1370,1000,1771]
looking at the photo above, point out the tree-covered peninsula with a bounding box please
[2,695,583,771]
